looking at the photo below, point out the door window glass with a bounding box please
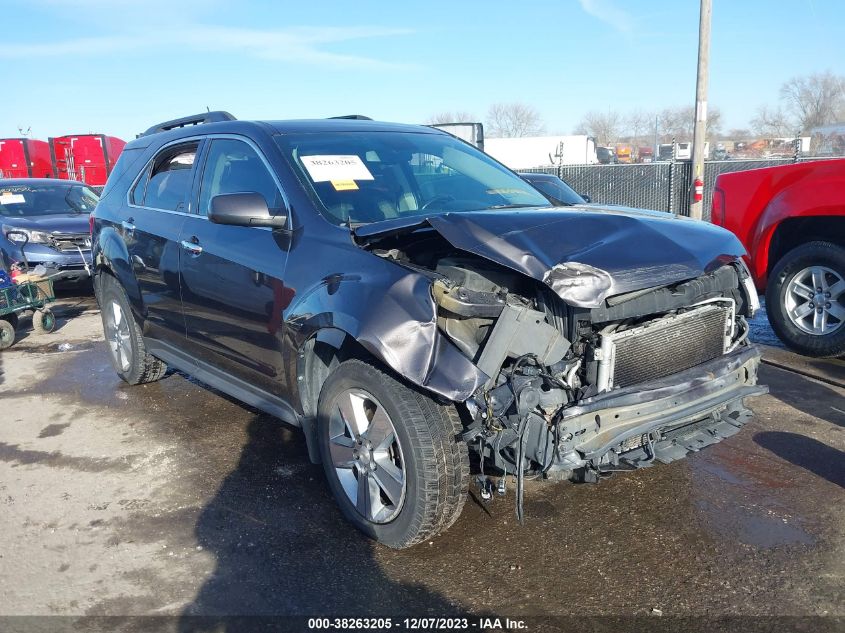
[198,139,282,216]
[142,143,198,211]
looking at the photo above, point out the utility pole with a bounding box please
[689,0,712,219]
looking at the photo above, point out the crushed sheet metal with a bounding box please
[356,206,746,307]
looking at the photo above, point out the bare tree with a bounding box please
[750,105,794,138]
[425,111,478,125]
[624,110,654,147]
[657,105,721,141]
[486,102,545,137]
[575,109,623,145]
[779,71,845,133]
[726,128,752,140]
[747,72,845,138]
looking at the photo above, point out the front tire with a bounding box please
[98,274,168,384]
[766,241,845,357]
[317,359,469,548]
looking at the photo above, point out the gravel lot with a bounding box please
[0,288,843,627]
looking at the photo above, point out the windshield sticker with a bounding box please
[331,180,359,191]
[301,155,374,183]
[0,193,26,204]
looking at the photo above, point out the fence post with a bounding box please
[793,135,801,163]
[666,137,676,213]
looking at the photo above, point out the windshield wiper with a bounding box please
[488,203,540,210]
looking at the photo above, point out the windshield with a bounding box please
[521,175,585,206]
[276,131,549,225]
[0,184,99,217]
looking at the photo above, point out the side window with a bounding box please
[142,143,199,211]
[197,139,282,216]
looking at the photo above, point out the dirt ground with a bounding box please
[0,288,843,628]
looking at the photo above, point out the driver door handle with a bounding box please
[180,239,203,256]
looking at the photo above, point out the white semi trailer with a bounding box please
[483,135,598,169]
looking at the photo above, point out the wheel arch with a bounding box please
[93,226,145,318]
[750,176,845,288]
[766,215,845,279]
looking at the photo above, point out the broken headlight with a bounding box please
[737,258,760,318]
[543,262,613,308]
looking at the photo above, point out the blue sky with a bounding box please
[2,0,844,140]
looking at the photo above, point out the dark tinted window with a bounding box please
[197,139,282,216]
[100,147,144,199]
[130,164,149,205]
[142,143,198,211]
[522,175,584,206]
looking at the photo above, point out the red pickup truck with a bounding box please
[711,159,845,357]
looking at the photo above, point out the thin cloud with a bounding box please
[0,25,415,70]
[577,0,635,34]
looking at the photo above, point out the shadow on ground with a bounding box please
[754,431,844,488]
[760,365,845,428]
[178,414,468,628]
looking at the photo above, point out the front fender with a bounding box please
[287,266,488,402]
[751,175,845,288]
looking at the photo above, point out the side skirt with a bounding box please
[144,338,302,428]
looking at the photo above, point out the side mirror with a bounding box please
[580,194,592,203]
[209,193,288,229]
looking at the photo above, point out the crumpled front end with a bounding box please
[357,214,766,514]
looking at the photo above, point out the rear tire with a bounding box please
[766,241,845,357]
[317,359,469,548]
[98,274,167,384]
[0,319,15,350]
[32,308,56,334]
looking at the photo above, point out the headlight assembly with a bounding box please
[2,226,52,244]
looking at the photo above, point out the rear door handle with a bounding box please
[180,239,203,256]
[121,219,136,234]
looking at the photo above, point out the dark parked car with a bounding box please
[596,146,617,164]
[518,172,589,205]
[0,179,96,282]
[92,112,766,548]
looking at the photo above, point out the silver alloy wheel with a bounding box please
[328,388,406,524]
[106,300,133,372]
[784,265,845,335]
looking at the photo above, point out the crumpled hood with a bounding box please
[2,213,90,235]
[355,205,746,306]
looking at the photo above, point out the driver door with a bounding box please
[178,136,293,395]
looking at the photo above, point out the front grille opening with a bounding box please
[50,234,91,252]
[605,304,730,389]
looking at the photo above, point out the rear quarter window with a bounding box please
[99,147,145,200]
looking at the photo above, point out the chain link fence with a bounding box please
[523,157,831,220]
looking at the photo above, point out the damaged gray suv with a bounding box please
[92,112,766,548]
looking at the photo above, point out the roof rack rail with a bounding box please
[328,114,373,120]
[140,111,237,137]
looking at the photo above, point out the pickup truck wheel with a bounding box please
[766,241,845,357]
[98,275,168,384]
[317,359,469,548]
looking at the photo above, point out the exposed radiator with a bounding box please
[597,303,732,391]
